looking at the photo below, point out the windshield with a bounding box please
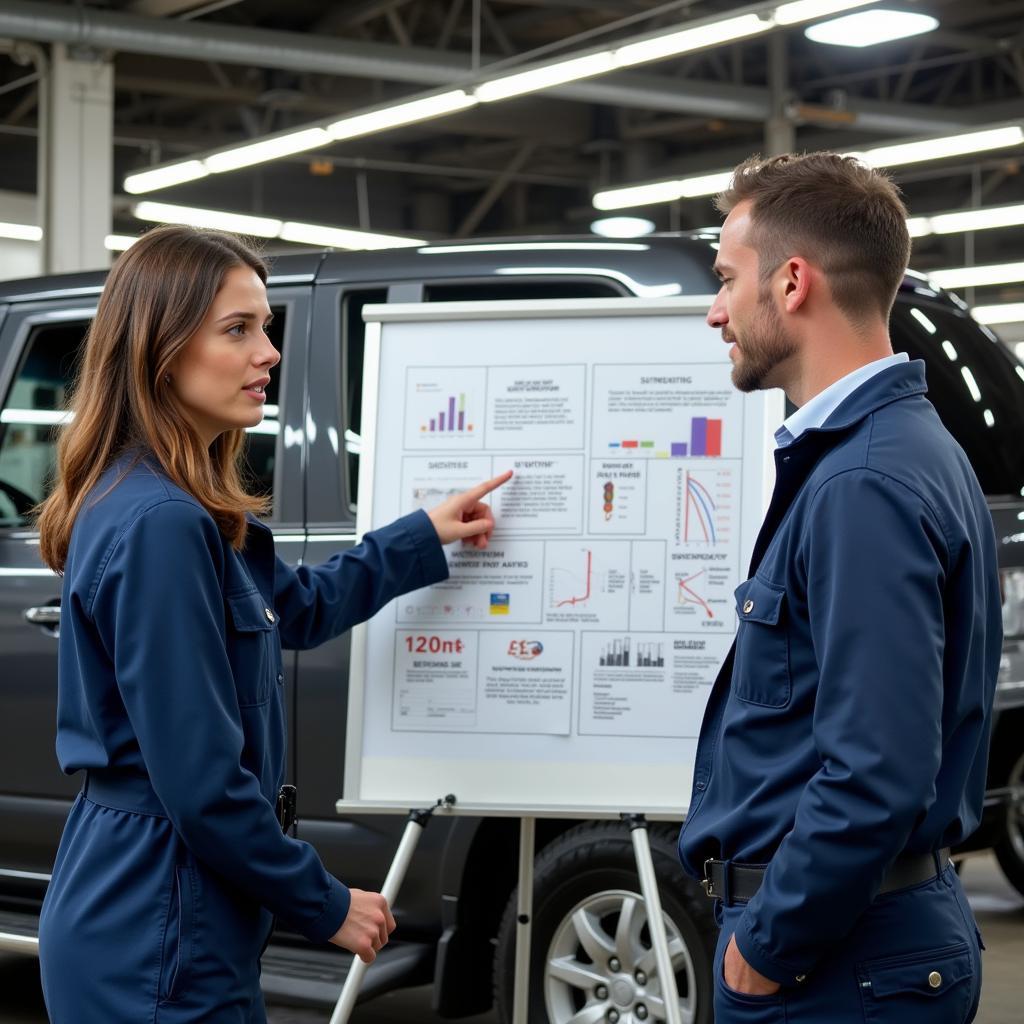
[890,299,1024,500]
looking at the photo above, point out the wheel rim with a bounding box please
[1006,749,1024,864]
[544,888,699,1024]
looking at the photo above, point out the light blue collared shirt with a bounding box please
[774,353,909,448]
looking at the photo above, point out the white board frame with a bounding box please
[341,296,783,818]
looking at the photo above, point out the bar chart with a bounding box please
[597,637,664,667]
[421,392,473,434]
[608,416,724,458]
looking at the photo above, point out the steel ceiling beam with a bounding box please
[0,0,972,134]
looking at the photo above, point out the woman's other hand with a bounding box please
[329,888,397,964]
[426,470,513,548]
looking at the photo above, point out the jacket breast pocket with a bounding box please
[731,576,791,709]
[226,590,278,707]
[857,943,974,1024]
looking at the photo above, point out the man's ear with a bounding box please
[780,257,812,314]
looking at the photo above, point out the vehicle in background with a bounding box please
[0,236,1021,1023]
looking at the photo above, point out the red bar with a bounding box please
[706,419,722,457]
[621,440,639,449]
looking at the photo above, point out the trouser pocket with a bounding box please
[714,934,786,1024]
[159,865,195,1003]
[857,942,974,1024]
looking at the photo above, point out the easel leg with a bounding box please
[329,807,434,1024]
[512,815,535,1024]
[625,815,683,1024]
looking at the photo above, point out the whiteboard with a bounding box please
[343,298,783,816]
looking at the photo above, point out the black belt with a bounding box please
[702,849,950,905]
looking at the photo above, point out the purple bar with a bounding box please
[691,417,708,456]
[430,419,436,432]
[458,410,465,431]
[440,412,445,431]
[448,396,455,431]
[671,442,687,457]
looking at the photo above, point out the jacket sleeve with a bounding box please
[273,509,449,651]
[733,468,950,984]
[92,499,349,943]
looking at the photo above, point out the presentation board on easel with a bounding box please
[343,297,783,817]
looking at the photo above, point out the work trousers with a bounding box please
[712,863,983,1023]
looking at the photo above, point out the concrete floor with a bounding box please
[2,853,1020,1023]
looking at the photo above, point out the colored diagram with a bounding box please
[421,391,473,434]
[676,569,715,620]
[607,416,724,459]
[552,549,593,608]
[602,481,615,521]
[675,466,733,548]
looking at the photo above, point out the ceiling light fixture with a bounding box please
[971,303,1024,325]
[929,262,1024,289]
[594,124,1024,210]
[804,9,938,47]
[907,202,1024,238]
[131,202,424,250]
[120,1,883,195]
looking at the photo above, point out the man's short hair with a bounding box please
[715,152,911,325]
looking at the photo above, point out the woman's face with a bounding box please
[169,265,280,446]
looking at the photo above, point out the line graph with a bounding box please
[684,471,717,544]
[676,569,715,619]
[674,466,733,550]
[551,549,593,608]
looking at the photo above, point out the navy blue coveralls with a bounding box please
[38,457,449,1023]
[679,361,1002,1022]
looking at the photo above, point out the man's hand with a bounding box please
[329,888,396,964]
[426,470,513,548]
[723,933,781,996]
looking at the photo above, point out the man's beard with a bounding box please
[729,297,797,393]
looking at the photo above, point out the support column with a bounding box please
[764,33,795,157]
[44,43,113,273]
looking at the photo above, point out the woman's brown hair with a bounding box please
[37,224,271,573]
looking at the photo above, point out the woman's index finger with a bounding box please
[465,469,513,502]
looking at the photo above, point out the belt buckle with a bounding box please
[276,784,297,833]
[702,858,715,898]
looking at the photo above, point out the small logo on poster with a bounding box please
[490,593,510,615]
[507,640,544,660]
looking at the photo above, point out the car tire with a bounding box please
[494,821,717,1024]
[993,746,1024,897]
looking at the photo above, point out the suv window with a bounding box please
[891,301,1024,499]
[0,312,286,527]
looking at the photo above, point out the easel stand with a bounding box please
[328,805,439,1024]
[329,801,686,1024]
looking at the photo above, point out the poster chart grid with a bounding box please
[346,298,781,816]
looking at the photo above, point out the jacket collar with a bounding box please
[799,358,928,441]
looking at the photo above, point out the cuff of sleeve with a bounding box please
[302,876,351,944]
[400,509,450,586]
[733,913,804,987]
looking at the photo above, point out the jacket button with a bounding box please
[743,599,754,614]
[264,608,275,623]
[928,971,942,989]
[795,975,806,983]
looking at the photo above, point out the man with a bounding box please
[678,152,1002,1023]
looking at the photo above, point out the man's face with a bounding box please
[706,201,797,393]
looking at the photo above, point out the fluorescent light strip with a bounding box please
[594,125,1024,210]
[908,203,1024,238]
[803,10,938,48]
[972,303,1024,325]
[328,90,477,140]
[121,1,881,193]
[0,409,72,425]
[132,202,423,250]
[929,262,1024,289]
[105,234,138,251]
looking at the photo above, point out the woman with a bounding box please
[35,225,508,1023]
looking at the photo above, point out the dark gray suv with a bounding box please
[0,236,1022,1023]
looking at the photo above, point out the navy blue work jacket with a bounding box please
[678,360,1002,985]
[51,456,447,943]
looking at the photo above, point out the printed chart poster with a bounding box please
[355,306,777,811]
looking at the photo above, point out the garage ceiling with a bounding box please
[1,0,1023,318]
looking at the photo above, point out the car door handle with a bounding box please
[24,605,61,626]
